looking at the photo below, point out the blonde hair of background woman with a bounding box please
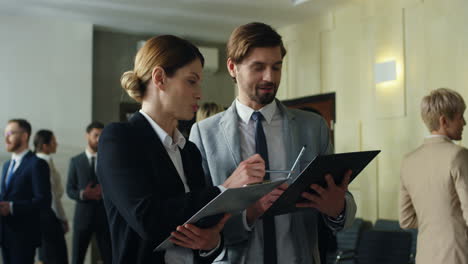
[421,88,466,132]
[196,102,224,122]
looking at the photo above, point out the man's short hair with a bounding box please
[86,121,104,133]
[421,88,466,132]
[8,118,32,140]
[33,129,54,153]
[227,22,287,64]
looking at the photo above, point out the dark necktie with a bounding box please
[251,111,277,264]
[3,160,16,193]
[90,156,98,185]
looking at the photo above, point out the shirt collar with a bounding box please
[139,110,186,150]
[235,99,277,125]
[36,153,51,161]
[11,149,29,163]
[85,149,97,160]
[425,134,450,140]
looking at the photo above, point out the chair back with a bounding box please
[374,219,402,231]
[328,218,371,264]
[336,218,364,250]
[374,219,418,263]
[356,230,412,264]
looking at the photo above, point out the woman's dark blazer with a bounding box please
[97,112,222,264]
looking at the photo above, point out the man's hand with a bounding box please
[296,170,351,218]
[246,183,288,224]
[94,184,102,197]
[0,201,11,216]
[82,183,102,200]
[222,154,265,188]
[169,214,231,251]
[62,220,70,234]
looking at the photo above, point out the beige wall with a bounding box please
[0,14,94,262]
[277,0,468,222]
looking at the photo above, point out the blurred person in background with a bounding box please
[196,102,224,122]
[400,88,468,264]
[67,121,111,264]
[34,129,69,264]
[1,119,51,264]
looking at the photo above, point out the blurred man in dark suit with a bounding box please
[67,121,111,264]
[0,119,51,264]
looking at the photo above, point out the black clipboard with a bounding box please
[263,150,380,218]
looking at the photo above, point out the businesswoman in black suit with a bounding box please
[97,35,265,264]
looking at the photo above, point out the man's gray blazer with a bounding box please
[190,100,357,264]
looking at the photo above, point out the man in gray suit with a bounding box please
[190,22,356,264]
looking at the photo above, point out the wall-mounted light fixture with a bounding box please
[374,60,397,84]
[291,0,310,6]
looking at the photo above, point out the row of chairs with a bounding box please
[326,218,418,264]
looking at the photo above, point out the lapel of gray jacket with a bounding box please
[277,100,300,169]
[277,100,311,262]
[220,100,242,166]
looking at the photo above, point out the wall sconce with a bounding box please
[374,60,397,84]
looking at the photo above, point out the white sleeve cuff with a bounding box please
[212,247,226,262]
[199,237,222,257]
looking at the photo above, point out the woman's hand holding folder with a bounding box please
[169,213,231,251]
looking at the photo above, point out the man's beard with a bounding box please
[88,142,98,153]
[6,140,21,152]
[250,82,278,105]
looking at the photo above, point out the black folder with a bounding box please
[262,150,380,218]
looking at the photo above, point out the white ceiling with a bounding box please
[1,0,353,43]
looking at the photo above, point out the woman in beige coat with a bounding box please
[400,88,468,264]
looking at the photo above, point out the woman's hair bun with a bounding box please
[121,71,144,102]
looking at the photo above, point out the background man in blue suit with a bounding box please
[190,22,357,264]
[0,119,51,264]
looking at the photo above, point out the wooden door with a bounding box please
[282,92,335,145]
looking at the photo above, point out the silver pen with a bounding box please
[287,145,307,179]
[264,146,307,175]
